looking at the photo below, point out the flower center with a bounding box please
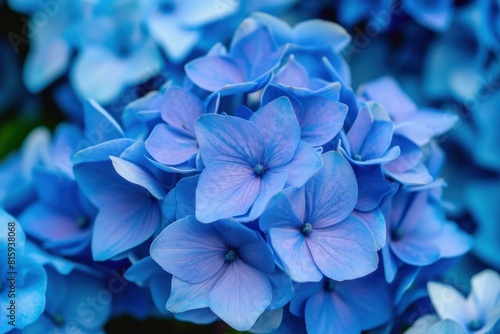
[354,153,363,161]
[325,279,336,292]
[254,163,266,176]
[224,249,237,262]
[468,319,484,331]
[302,223,313,237]
[391,227,403,241]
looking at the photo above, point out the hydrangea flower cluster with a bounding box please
[1,2,500,334]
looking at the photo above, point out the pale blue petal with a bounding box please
[146,124,198,166]
[23,38,70,93]
[428,281,468,322]
[186,56,244,92]
[305,151,357,228]
[275,141,322,188]
[275,57,309,87]
[250,308,283,333]
[209,262,272,331]
[110,156,166,199]
[250,97,300,167]
[195,113,264,166]
[299,96,347,147]
[196,162,261,223]
[161,86,203,134]
[259,187,306,232]
[242,170,288,222]
[352,209,387,250]
[166,276,215,313]
[390,237,441,266]
[293,20,351,52]
[268,228,323,283]
[92,196,160,261]
[307,216,378,281]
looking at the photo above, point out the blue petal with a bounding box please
[275,57,309,87]
[307,216,378,281]
[161,86,203,134]
[167,276,215,313]
[92,196,160,261]
[242,170,288,222]
[150,216,225,283]
[19,201,87,245]
[230,26,282,81]
[23,38,70,93]
[429,320,468,334]
[146,124,198,166]
[250,97,300,167]
[110,156,166,199]
[352,163,397,212]
[186,56,244,92]
[390,238,441,266]
[250,308,283,333]
[148,13,199,62]
[1,260,46,330]
[208,261,272,331]
[196,162,261,223]
[293,20,351,52]
[352,209,387,250]
[338,267,392,329]
[195,113,264,166]
[124,256,162,284]
[299,95,347,147]
[305,291,360,334]
[275,141,322,188]
[213,221,275,273]
[268,228,323,282]
[305,151,357,228]
[73,138,134,165]
[259,187,306,232]
[174,308,218,325]
[266,269,294,310]
[427,281,467,322]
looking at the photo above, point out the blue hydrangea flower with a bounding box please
[22,267,111,334]
[0,211,47,332]
[18,123,94,256]
[70,1,164,103]
[194,96,322,223]
[73,139,167,261]
[150,216,291,331]
[407,269,500,334]
[7,0,83,94]
[343,102,400,165]
[262,56,348,147]
[259,150,378,282]
[288,267,392,334]
[185,18,284,95]
[383,185,474,282]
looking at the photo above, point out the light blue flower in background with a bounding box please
[407,269,500,334]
